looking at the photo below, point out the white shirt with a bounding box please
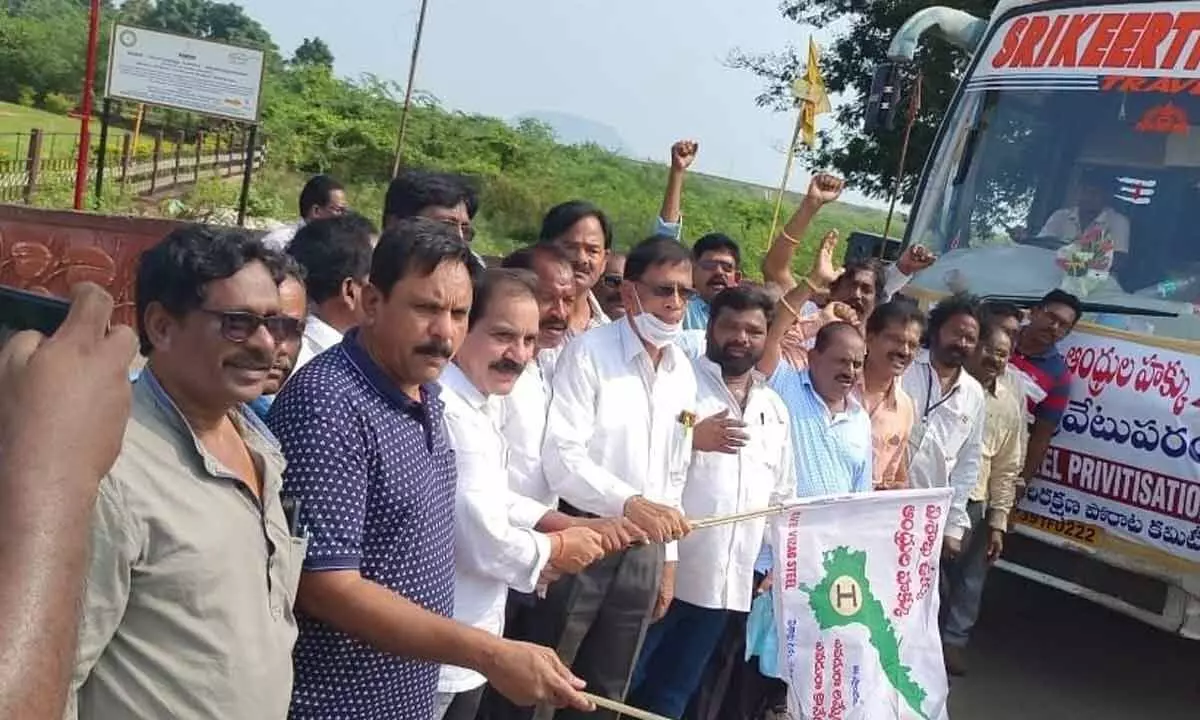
[901,351,987,540]
[500,360,554,506]
[675,358,796,612]
[293,314,345,373]
[261,220,304,252]
[438,364,553,693]
[1039,206,1130,253]
[542,318,698,561]
[537,292,610,386]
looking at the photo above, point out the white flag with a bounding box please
[1114,176,1157,205]
[770,488,954,720]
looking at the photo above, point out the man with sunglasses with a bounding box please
[539,236,698,720]
[682,233,742,332]
[249,257,308,420]
[593,252,627,321]
[263,174,349,251]
[66,226,305,720]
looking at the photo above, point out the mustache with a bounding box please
[542,316,568,332]
[228,351,273,371]
[490,358,525,375]
[415,340,453,359]
[572,261,592,275]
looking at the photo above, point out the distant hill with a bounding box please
[517,111,628,152]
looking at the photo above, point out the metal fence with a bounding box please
[0,128,264,204]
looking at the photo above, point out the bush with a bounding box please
[16,86,36,107]
[41,92,75,116]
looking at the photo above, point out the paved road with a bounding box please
[947,570,1200,719]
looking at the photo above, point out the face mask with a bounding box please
[631,289,682,349]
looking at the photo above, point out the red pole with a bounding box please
[73,0,102,211]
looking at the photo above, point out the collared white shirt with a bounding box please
[294,314,345,373]
[1039,206,1130,253]
[500,359,554,506]
[901,350,987,540]
[537,292,610,386]
[542,318,698,561]
[438,364,553,693]
[675,358,796,612]
[261,219,304,252]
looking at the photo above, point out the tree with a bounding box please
[123,0,276,51]
[293,37,333,68]
[730,0,997,201]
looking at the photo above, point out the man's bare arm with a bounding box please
[659,140,697,227]
[762,173,844,293]
[0,284,137,720]
[297,570,592,710]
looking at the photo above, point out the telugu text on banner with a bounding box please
[1017,330,1200,562]
[770,488,953,720]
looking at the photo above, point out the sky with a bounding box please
[233,0,876,204]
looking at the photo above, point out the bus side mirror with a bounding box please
[864,63,901,135]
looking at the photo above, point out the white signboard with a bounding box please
[1016,330,1200,562]
[771,488,953,720]
[105,24,265,123]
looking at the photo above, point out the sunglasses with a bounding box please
[601,274,623,289]
[202,309,304,343]
[698,258,737,274]
[639,282,699,302]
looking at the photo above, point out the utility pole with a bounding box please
[391,0,431,178]
[74,0,102,210]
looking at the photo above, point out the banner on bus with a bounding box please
[1017,330,1200,562]
[971,3,1200,92]
[770,488,952,720]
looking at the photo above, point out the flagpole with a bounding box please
[767,109,806,244]
[392,0,431,178]
[883,71,923,243]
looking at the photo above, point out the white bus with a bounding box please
[883,0,1200,636]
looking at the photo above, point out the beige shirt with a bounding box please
[857,379,916,491]
[66,371,305,720]
[971,378,1024,532]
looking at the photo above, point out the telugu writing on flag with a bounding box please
[770,488,953,720]
[1114,176,1156,206]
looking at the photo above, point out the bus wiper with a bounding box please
[979,294,1179,319]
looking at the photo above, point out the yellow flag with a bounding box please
[792,37,831,148]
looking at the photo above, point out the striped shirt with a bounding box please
[1009,343,1070,426]
[768,363,874,498]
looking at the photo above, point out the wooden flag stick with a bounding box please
[581,692,672,720]
[766,108,806,244]
[688,503,795,531]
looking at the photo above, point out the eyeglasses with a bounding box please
[201,309,304,343]
[698,258,737,274]
[639,282,698,302]
[437,218,475,243]
[601,273,623,289]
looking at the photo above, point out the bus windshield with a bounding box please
[904,2,1200,341]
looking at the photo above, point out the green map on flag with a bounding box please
[771,488,953,720]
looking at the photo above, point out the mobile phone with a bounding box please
[0,285,71,348]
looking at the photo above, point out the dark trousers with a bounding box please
[532,541,665,720]
[478,590,570,720]
[627,600,731,719]
[433,685,485,720]
[681,573,787,720]
[941,500,991,647]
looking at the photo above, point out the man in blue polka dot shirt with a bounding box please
[268,218,594,720]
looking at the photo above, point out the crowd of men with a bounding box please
[0,141,1083,720]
